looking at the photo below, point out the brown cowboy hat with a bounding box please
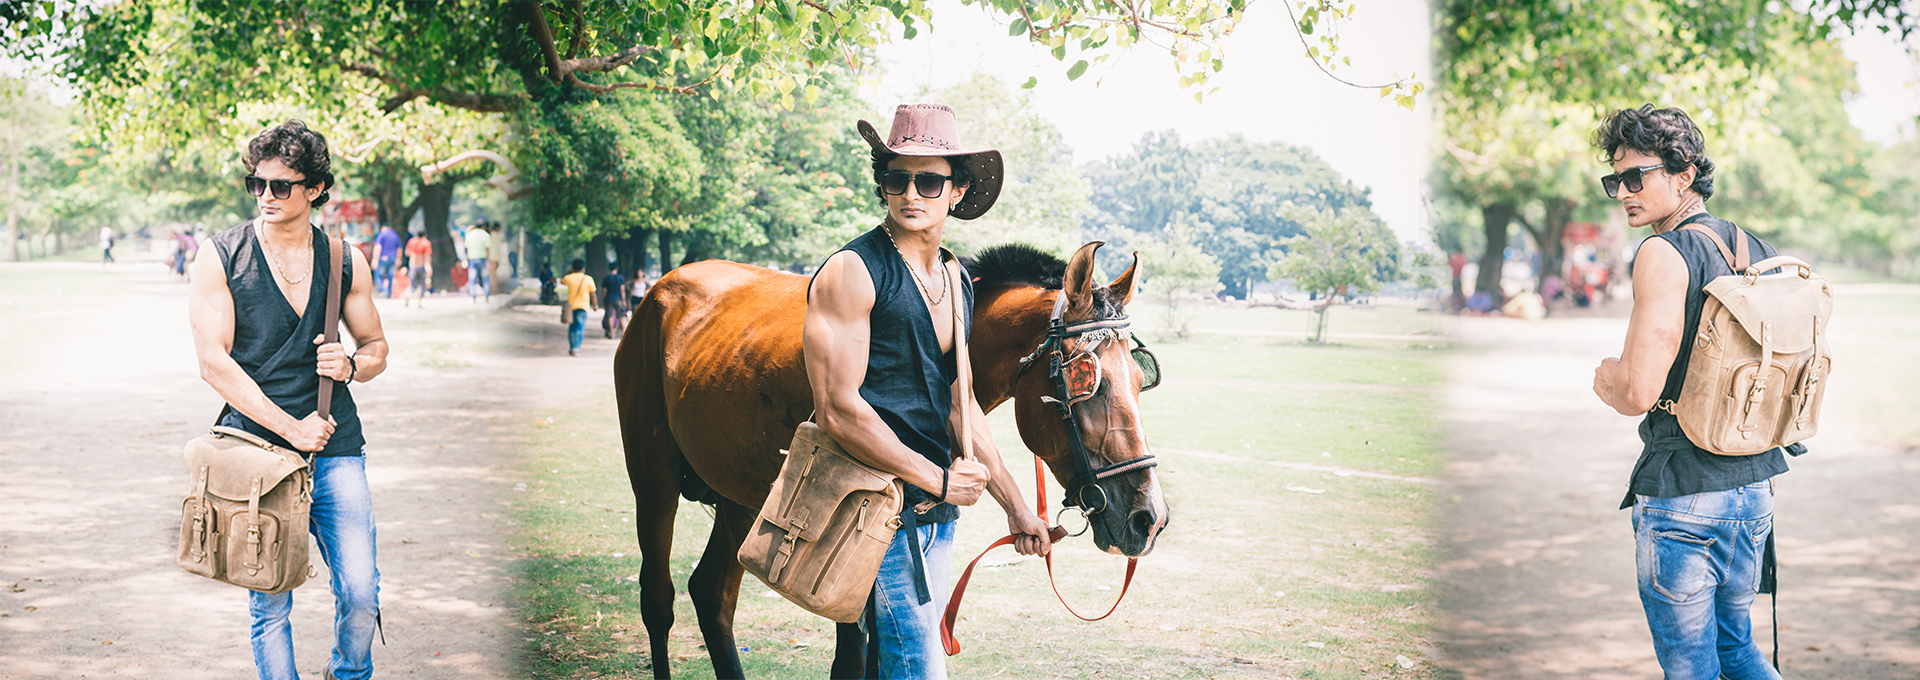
[857,104,1004,221]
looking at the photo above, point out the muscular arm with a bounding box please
[1595,237,1687,415]
[805,251,986,505]
[316,244,390,384]
[188,245,333,452]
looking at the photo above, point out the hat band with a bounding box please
[890,134,959,151]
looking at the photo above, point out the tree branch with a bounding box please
[564,72,698,95]
[513,1,654,87]
[343,59,522,113]
[565,0,587,60]
[801,0,833,16]
[1278,0,1413,90]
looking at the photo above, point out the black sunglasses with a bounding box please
[1600,164,1667,198]
[245,175,319,200]
[879,171,952,199]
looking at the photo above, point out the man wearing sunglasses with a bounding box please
[188,120,391,680]
[1590,104,1800,680]
[803,104,1051,679]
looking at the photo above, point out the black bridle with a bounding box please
[1015,293,1161,515]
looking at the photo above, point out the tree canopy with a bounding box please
[1084,131,1377,299]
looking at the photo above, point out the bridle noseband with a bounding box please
[1015,293,1160,515]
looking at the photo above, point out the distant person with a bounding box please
[404,229,433,307]
[559,258,597,357]
[187,119,390,680]
[628,270,650,307]
[1589,104,1800,680]
[99,226,115,264]
[372,223,403,298]
[601,264,628,339]
[537,263,559,306]
[464,223,492,303]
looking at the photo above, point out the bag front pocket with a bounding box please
[176,497,221,579]
[222,509,286,591]
[1709,360,1790,455]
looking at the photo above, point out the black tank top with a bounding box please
[1620,213,1798,508]
[815,226,974,524]
[209,221,365,457]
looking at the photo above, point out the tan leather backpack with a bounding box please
[177,427,314,593]
[738,251,973,623]
[1668,224,1835,456]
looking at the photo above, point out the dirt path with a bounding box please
[0,261,539,679]
[1438,295,1920,679]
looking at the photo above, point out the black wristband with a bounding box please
[936,467,949,503]
[345,354,358,383]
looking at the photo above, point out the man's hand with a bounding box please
[314,335,353,382]
[942,458,990,506]
[284,412,335,453]
[1593,357,1621,405]
[1007,508,1054,556]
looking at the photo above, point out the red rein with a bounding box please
[939,456,1140,656]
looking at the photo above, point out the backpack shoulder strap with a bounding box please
[1679,222,1751,273]
[318,235,343,417]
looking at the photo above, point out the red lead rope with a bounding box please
[939,456,1139,656]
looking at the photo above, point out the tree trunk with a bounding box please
[419,180,458,291]
[658,230,674,274]
[585,233,609,281]
[678,232,706,267]
[1475,202,1515,306]
[1313,304,1332,344]
[1514,198,1572,298]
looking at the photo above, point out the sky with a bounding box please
[865,0,1434,242]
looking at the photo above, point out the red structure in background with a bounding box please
[322,198,378,241]
[1562,222,1615,307]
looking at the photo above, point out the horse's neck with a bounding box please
[972,286,1058,409]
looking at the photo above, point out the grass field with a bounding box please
[1825,283,1920,448]
[510,299,1452,679]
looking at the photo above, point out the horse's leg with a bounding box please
[830,621,868,679]
[688,498,756,679]
[616,306,683,680]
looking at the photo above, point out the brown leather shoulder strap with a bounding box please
[1680,223,1746,273]
[318,234,343,417]
[945,248,972,462]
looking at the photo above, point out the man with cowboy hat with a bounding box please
[804,104,1054,678]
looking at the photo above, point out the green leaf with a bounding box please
[1051,45,1065,61]
[1021,75,1038,89]
[1010,18,1027,36]
[1066,59,1089,81]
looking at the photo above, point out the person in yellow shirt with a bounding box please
[560,258,598,356]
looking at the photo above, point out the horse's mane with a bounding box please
[963,243,1123,317]
[964,243,1066,290]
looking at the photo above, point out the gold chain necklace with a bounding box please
[259,229,313,285]
[883,226,948,307]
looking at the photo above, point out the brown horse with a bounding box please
[613,241,1168,679]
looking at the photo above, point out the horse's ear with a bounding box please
[1107,252,1140,307]
[1063,241,1104,311]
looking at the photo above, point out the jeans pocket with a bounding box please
[1649,529,1717,603]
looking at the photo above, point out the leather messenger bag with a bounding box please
[739,251,975,623]
[176,235,345,593]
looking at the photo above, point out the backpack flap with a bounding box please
[779,423,898,543]
[1701,257,1832,355]
[184,427,310,500]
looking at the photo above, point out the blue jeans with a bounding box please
[375,256,396,297]
[568,308,587,352]
[870,520,954,680]
[467,258,490,299]
[250,454,381,680]
[1633,481,1780,680]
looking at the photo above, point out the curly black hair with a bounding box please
[870,149,975,206]
[245,120,335,208]
[1593,104,1716,201]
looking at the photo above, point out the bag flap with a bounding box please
[1703,265,1833,354]
[184,428,308,499]
[781,423,899,542]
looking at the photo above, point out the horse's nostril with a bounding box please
[1129,508,1157,539]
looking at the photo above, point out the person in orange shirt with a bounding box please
[559,258,597,356]
[403,230,433,307]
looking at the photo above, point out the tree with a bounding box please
[1084,131,1376,298]
[1128,217,1224,338]
[1267,207,1400,343]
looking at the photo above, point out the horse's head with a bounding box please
[989,242,1169,557]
